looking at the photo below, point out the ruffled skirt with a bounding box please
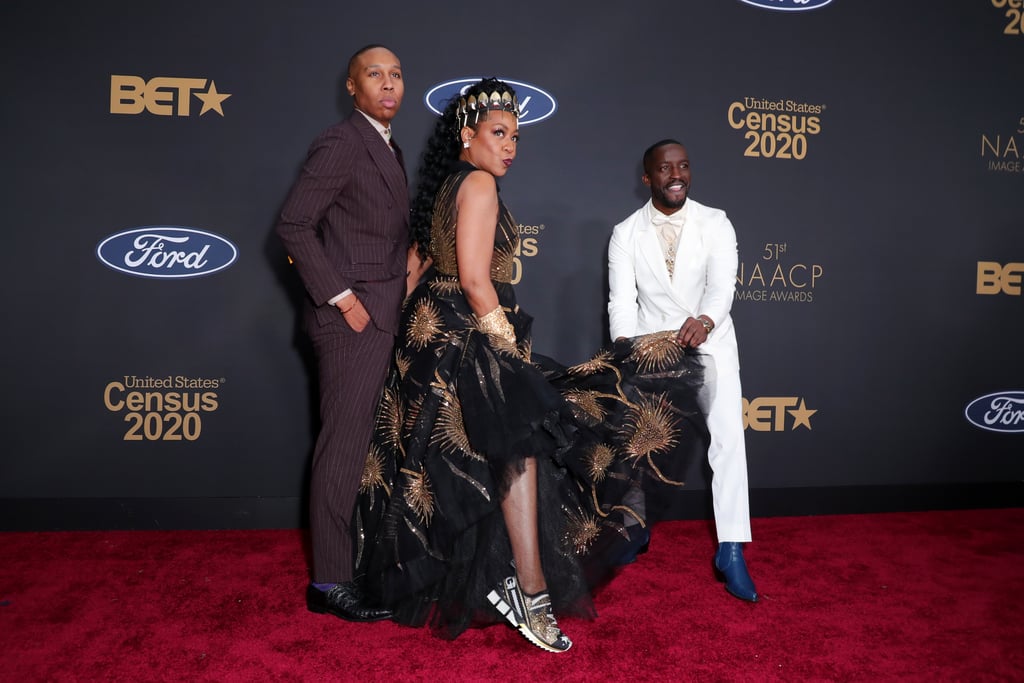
[353,276,709,639]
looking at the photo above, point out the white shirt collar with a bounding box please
[355,108,391,142]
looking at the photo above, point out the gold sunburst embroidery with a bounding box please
[360,444,390,495]
[429,179,459,276]
[430,386,485,462]
[629,331,685,373]
[429,277,462,296]
[401,466,434,526]
[564,389,607,423]
[623,393,679,463]
[563,506,601,555]
[585,443,616,483]
[406,299,443,350]
[490,225,518,283]
[569,350,615,376]
[394,350,411,380]
[376,387,403,451]
[518,335,532,363]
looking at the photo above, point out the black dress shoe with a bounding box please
[306,582,393,622]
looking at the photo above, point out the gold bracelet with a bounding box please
[476,306,516,346]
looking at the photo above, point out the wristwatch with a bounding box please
[697,316,713,333]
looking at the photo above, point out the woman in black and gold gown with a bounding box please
[352,78,709,652]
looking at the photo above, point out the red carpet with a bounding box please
[3,509,1022,682]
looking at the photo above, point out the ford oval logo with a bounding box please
[96,226,238,279]
[739,0,834,11]
[965,391,1024,433]
[424,78,557,126]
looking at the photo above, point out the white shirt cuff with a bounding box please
[328,289,353,306]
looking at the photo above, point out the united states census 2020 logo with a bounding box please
[96,227,238,279]
[424,78,557,126]
[740,0,834,10]
[964,391,1024,433]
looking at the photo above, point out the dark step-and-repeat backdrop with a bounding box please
[3,1,1021,529]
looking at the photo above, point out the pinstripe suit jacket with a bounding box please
[276,111,409,335]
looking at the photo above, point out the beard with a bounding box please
[652,184,688,210]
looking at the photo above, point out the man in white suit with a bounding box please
[607,139,757,602]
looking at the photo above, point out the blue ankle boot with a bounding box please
[714,542,758,602]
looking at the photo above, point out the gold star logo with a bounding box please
[788,399,817,430]
[195,80,231,116]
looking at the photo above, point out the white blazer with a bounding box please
[608,198,740,372]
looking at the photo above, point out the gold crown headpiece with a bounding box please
[456,90,520,131]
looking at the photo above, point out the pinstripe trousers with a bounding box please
[308,318,395,584]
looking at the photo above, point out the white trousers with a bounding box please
[704,361,752,543]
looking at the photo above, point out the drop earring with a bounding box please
[463,140,471,148]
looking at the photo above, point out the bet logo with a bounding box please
[977,261,1023,295]
[743,396,816,431]
[110,75,231,116]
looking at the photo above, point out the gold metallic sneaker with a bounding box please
[487,575,572,653]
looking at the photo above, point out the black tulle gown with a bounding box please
[353,163,710,639]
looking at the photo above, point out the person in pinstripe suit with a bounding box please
[276,44,423,622]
